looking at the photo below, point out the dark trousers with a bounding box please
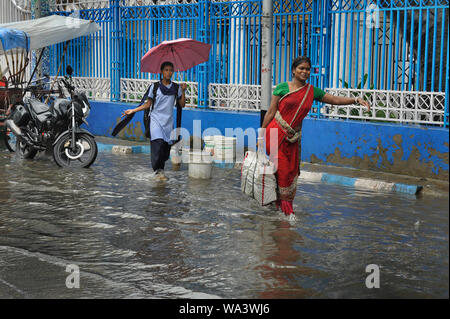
[151,138,171,171]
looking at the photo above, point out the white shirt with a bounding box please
[147,82,182,144]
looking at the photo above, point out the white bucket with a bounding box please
[188,151,213,179]
[189,150,213,163]
[181,146,191,163]
[213,136,236,162]
[170,147,182,165]
[203,135,215,156]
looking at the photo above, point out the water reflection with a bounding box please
[0,149,448,298]
[256,220,311,298]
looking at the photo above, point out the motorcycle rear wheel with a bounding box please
[16,139,37,159]
[4,128,16,152]
[53,133,98,168]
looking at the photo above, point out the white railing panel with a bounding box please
[127,1,230,5]
[49,0,233,11]
[323,89,447,126]
[209,83,446,126]
[0,0,31,24]
[50,0,109,11]
[64,77,111,101]
[121,78,198,107]
[209,83,267,111]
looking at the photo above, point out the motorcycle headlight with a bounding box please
[81,100,90,118]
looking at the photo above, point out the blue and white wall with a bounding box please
[89,101,449,181]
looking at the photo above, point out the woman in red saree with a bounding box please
[260,57,370,216]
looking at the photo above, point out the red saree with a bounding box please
[265,84,314,202]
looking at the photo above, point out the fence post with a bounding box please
[31,0,50,81]
[197,0,210,108]
[310,0,331,118]
[110,0,121,101]
[261,0,273,126]
[445,29,449,128]
[445,48,449,128]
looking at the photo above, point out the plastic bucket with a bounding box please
[170,147,181,165]
[189,150,213,164]
[188,162,213,179]
[203,135,215,156]
[188,151,213,179]
[181,146,191,163]
[213,136,236,162]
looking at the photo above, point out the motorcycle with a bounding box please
[1,15,101,167]
[5,65,98,168]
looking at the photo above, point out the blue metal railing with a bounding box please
[48,0,449,127]
[120,3,200,83]
[111,0,121,101]
[329,0,449,93]
[50,8,113,79]
[210,0,263,85]
[197,0,210,107]
[273,0,313,85]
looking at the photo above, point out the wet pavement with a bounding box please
[95,136,450,197]
[0,147,448,298]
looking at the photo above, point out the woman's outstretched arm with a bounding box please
[121,99,152,118]
[321,93,371,112]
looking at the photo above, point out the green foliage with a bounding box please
[338,74,400,121]
[340,74,374,91]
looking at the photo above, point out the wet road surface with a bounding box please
[0,150,448,298]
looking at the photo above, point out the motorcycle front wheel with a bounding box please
[53,133,98,168]
[4,128,16,152]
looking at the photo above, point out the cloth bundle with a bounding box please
[241,150,277,206]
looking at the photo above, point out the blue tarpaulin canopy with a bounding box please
[0,28,29,52]
[0,15,100,54]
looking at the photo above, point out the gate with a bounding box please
[119,1,203,106]
[44,0,448,127]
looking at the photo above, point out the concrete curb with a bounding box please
[299,171,423,195]
[98,143,150,154]
[97,142,423,195]
[212,160,237,169]
[98,142,236,168]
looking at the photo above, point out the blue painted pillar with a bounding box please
[31,0,50,81]
[197,0,211,108]
[445,29,449,128]
[110,0,121,101]
[323,0,332,89]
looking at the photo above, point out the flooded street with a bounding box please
[0,149,448,299]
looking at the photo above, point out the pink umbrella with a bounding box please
[140,38,211,73]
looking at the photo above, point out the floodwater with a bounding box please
[0,149,448,299]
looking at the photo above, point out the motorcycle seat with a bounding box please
[28,98,50,115]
